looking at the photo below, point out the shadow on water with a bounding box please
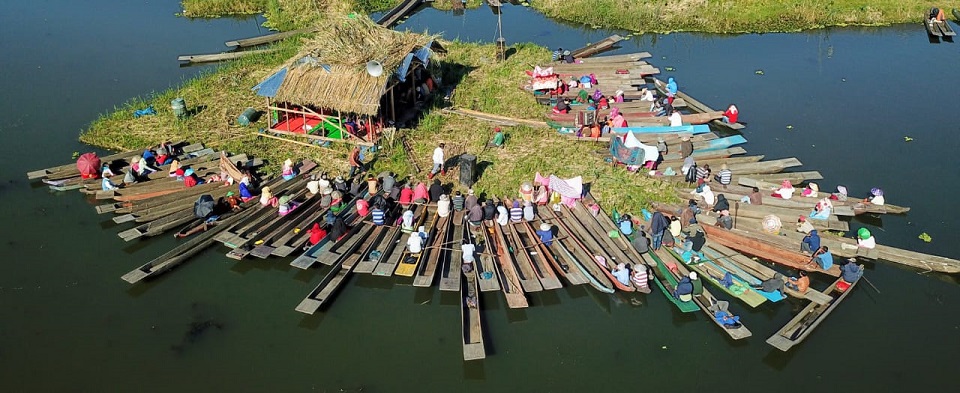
[170,302,226,355]
[414,286,434,305]
[562,284,588,299]
[585,286,612,314]
[291,266,322,284]
[298,311,327,331]
[463,359,487,380]
[439,290,460,306]
[480,291,501,312]
[354,273,395,290]
[504,305,528,323]
[533,290,562,307]
[762,348,797,371]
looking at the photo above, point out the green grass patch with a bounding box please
[531,0,960,34]
[181,0,268,18]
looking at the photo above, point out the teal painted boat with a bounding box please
[701,247,785,303]
[667,248,768,308]
[644,251,699,313]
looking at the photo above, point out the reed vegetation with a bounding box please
[532,0,960,33]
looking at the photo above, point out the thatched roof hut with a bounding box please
[255,14,443,116]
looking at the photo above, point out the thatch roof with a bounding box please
[271,14,440,116]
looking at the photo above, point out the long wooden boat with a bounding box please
[569,35,625,58]
[705,242,831,305]
[698,246,785,303]
[926,17,943,36]
[461,222,486,361]
[485,222,530,307]
[411,210,454,285]
[438,211,468,291]
[376,0,423,28]
[629,213,698,312]
[574,52,652,63]
[653,247,752,339]
[371,205,426,276]
[497,222,544,292]
[522,218,589,286]
[775,229,960,274]
[508,219,563,290]
[294,220,381,314]
[566,203,647,291]
[290,198,370,270]
[396,206,441,277]
[225,27,319,48]
[666,198,849,232]
[668,248,767,308]
[535,209,613,292]
[698,222,841,276]
[766,265,863,351]
[549,111,723,128]
[546,207,634,292]
[120,206,258,284]
[468,223,503,292]
[225,188,314,260]
[650,77,745,131]
[736,177,910,214]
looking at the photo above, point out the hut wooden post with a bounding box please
[390,89,396,123]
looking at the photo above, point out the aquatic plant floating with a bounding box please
[919,232,932,242]
[755,70,764,75]
[904,136,914,142]
[786,125,793,129]
[665,67,675,71]
[71,151,80,159]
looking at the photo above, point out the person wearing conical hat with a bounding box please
[278,195,300,216]
[535,222,554,247]
[680,135,694,159]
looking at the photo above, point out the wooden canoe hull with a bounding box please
[699,224,841,276]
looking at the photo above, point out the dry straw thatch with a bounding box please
[273,14,439,116]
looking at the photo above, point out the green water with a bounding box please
[2,2,959,392]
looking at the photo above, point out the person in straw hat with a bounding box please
[680,135,694,158]
[535,223,554,247]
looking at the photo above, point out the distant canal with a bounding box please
[2,2,958,391]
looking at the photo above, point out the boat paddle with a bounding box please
[860,274,881,294]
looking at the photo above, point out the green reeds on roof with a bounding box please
[273,14,440,116]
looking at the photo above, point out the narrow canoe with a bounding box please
[766,265,863,351]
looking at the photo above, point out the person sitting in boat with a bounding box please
[721,104,739,124]
[630,226,649,255]
[398,184,414,207]
[329,216,349,242]
[930,7,945,22]
[318,188,333,209]
[618,214,634,236]
[522,201,535,222]
[575,89,589,104]
[864,187,885,206]
[695,164,711,185]
[355,197,370,217]
[468,202,483,227]
[811,245,834,271]
[785,271,810,293]
[809,198,833,220]
[483,199,497,222]
[427,179,443,203]
[398,209,415,233]
[711,193,730,214]
[740,187,763,206]
[465,189,479,211]
[451,191,466,212]
[631,264,651,293]
[579,74,593,89]
[407,226,427,254]
[709,299,741,328]
[597,96,609,110]
[509,200,523,223]
[801,229,821,255]
[612,263,631,286]
[674,275,695,302]
[183,168,203,188]
[239,182,254,202]
[327,191,343,212]
[682,225,707,254]
[535,223,554,247]
[649,98,665,117]
[680,135,694,158]
[518,182,534,203]
[610,108,627,128]
[260,186,278,207]
[801,182,819,198]
[224,191,242,211]
[691,184,716,207]
[437,194,450,217]
[370,204,385,226]
[553,98,572,114]
[496,203,510,227]
[668,109,683,127]
[277,195,300,217]
[771,180,796,199]
[752,273,785,295]
[302,223,327,251]
[668,216,683,242]
[665,77,679,104]
[136,156,157,177]
[613,90,625,103]
[716,210,733,229]
[552,47,564,61]
[856,228,876,249]
[638,87,655,102]
[562,50,576,64]
[796,215,815,234]
[101,175,120,191]
[838,260,861,289]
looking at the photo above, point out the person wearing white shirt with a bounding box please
[429,143,445,179]
[669,110,683,127]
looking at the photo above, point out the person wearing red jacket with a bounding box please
[722,104,739,124]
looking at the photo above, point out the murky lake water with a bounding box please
[1,2,958,391]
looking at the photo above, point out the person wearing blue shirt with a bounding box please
[535,223,554,247]
[811,245,833,271]
[841,260,861,283]
[801,229,821,254]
